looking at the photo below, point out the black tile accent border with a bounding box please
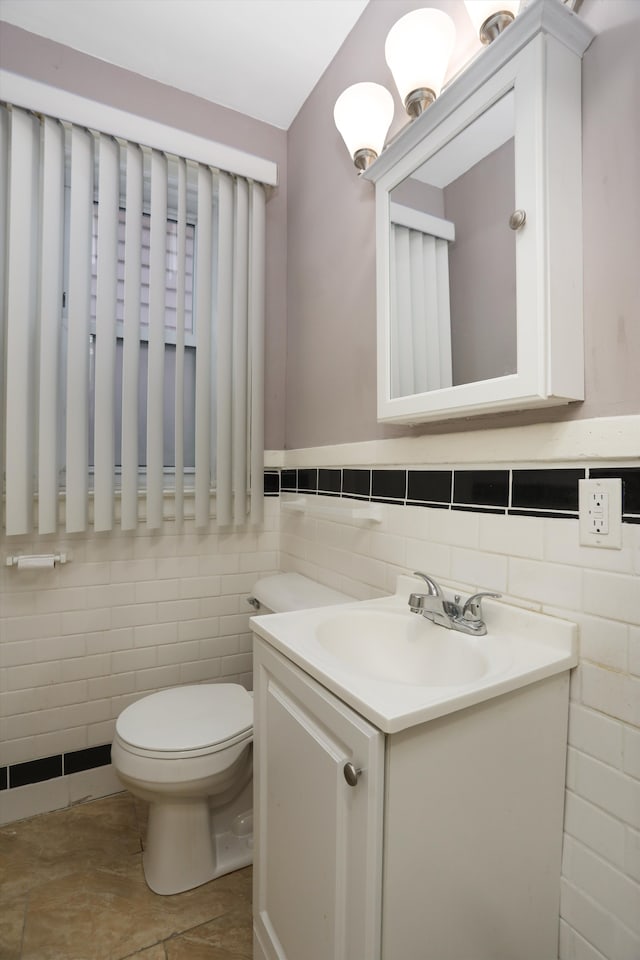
[318,468,341,495]
[454,470,509,508]
[372,469,406,502]
[512,468,584,513]
[267,464,638,522]
[263,471,280,496]
[590,467,640,515]
[6,744,113,790]
[10,755,63,789]
[407,470,452,504]
[64,744,112,776]
[342,469,371,499]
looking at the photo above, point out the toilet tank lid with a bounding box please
[252,573,351,613]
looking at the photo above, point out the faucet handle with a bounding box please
[412,571,443,597]
[462,592,501,623]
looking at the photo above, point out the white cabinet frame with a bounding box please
[366,0,594,424]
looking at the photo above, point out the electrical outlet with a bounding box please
[579,478,622,549]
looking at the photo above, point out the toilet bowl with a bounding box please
[111,572,350,895]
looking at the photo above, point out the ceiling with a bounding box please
[0,0,370,129]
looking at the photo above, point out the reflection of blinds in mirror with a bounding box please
[390,220,453,398]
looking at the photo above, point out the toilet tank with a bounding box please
[249,573,351,615]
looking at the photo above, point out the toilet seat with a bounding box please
[115,684,253,760]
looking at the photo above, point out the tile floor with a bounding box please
[0,792,253,960]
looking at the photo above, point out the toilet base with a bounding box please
[143,796,253,895]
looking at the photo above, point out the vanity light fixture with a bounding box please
[463,0,521,45]
[333,81,394,172]
[385,7,456,118]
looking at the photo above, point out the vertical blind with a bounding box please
[389,204,454,398]
[0,102,266,535]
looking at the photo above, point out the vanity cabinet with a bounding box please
[252,638,384,960]
[253,636,571,960]
[366,0,594,423]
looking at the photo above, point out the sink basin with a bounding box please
[316,609,487,686]
[251,574,578,734]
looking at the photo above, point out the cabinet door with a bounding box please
[253,638,384,960]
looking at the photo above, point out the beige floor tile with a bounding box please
[3,792,254,960]
[0,793,141,901]
[0,895,27,959]
[167,907,253,959]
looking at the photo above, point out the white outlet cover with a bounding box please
[578,478,623,549]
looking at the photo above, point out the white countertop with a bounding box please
[251,576,578,734]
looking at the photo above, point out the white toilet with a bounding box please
[111,572,350,895]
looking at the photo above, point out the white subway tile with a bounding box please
[220,653,253,676]
[563,836,640,935]
[60,653,111,682]
[85,583,136,607]
[85,627,133,655]
[199,595,242,618]
[134,664,181,691]
[156,640,200,666]
[179,659,222,684]
[111,647,157,673]
[67,765,122,805]
[429,508,481,548]
[560,878,640,960]
[581,664,640,727]
[110,559,156,583]
[508,557,583,610]
[545,518,635,573]
[404,538,451,579]
[199,635,241,660]
[156,598,200,623]
[583,570,640,626]
[568,704,624,768]
[559,919,608,960]
[450,547,508,593]
[571,750,640,828]
[480,512,544,560]
[0,779,69,826]
[36,586,87,614]
[625,827,640,884]
[5,660,62,691]
[134,622,178,648]
[179,576,221,600]
[623,726,640,779]
[198,553,240,576]
[87,719,116,746]
[629,627,640,678]
[60,607,111,636]
[135,578,180,603]
[88,673,135,699]
[3,612,63,643]
[178,618,220,643]
[156,556,199,580]
[111,603,156,630]
[563,791,626,868]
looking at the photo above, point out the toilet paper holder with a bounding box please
[6,553,68,569]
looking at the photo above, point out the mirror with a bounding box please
[388,91,517,400]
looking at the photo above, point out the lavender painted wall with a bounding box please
[285,0,640,449]
[0,23,288,451]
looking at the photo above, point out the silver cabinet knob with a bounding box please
[509,209,526,230]
[343,762,362,787]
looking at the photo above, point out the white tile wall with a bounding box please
[279,492,640,960]
[0,501,280,822]
[1,477,638,958]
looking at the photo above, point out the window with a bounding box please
[88,206,197,474]
[1,96,267,535]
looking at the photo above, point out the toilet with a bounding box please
[111,572,350,895]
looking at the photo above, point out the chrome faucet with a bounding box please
[409,571,500,636]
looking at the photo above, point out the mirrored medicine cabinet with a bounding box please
[365,0,595,424]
